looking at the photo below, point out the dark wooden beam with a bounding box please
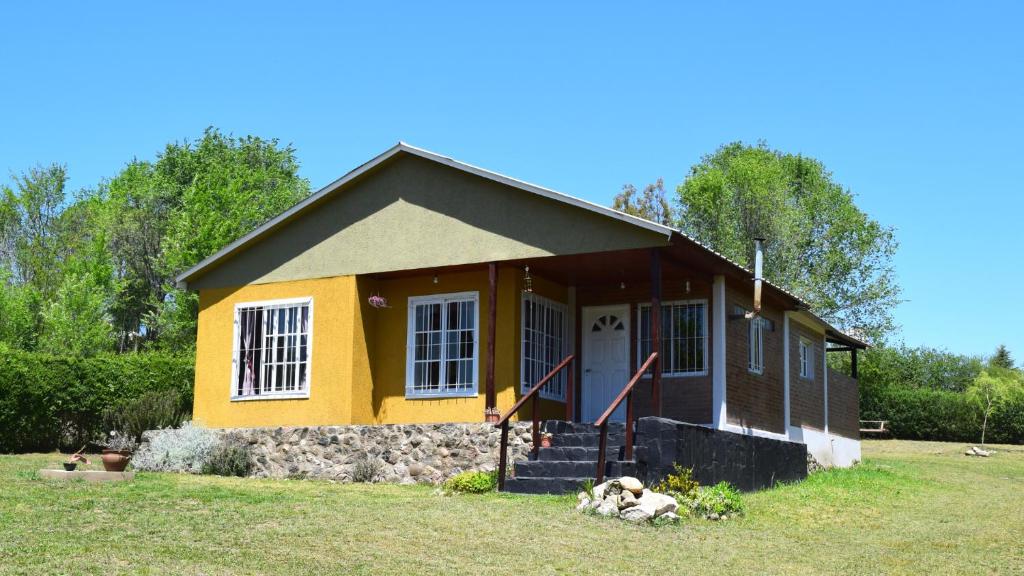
[650,248,662,417]
[851,348,858,379]
[486,262,497,419]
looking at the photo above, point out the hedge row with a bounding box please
[860,384,1024,445]
[0,349,194,453]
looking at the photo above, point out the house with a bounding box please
[176,142,866,479]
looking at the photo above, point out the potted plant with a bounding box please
[64,447,90,472]
[100,431,137,472]
[540,432,553,448]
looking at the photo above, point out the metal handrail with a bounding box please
[494,354,575,490]
[593,352,658,484]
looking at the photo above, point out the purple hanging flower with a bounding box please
[368,295,390,309]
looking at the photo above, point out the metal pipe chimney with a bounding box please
[745,238,765,319]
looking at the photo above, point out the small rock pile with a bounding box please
[965,446,994,457]
[576,476,680,524]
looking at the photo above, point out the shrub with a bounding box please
[351,455,383,483]
[443,470,497,494]
[690,482,744,519]
[860,384,979,442]
[201,441,252,477]
[0,350,193,452]
[652,464,699,504]
[131,422,220,473]
[103,389,188,444]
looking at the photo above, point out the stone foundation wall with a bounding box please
[143,422,536,484]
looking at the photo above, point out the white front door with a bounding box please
[581,304,631,423]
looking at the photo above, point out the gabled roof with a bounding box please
[174,142,673,289]
[174,142,867,348]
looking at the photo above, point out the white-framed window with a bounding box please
[799,337,814,379]
[748,317,765,375]
[521,293,568,401]
[232,297,312,400]
[638,300,708,377]
[406,292,479,398]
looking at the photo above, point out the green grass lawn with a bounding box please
[0,440,1021,575]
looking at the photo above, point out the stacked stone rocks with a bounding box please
[142,423,535,483]
[576,476,680,524]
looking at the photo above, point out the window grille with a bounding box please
[521,293,568,401]
[233,298,311,399]
[749,316,765,374]
[407,292,478,397]
[638,300,708,376]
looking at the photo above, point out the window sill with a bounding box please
[640,372,708,379]
[231,393,310,402]
[748,369,764,376]
[405,392,479,400]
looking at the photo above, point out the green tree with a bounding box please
[0,268,41,350]
[0,164,68,299]
[967,368,1019,446]
[97,128,310,350]
[990,345,1014,370]
[677,142,900,341]
[612,178,674,225]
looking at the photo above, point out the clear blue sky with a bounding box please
[1,2,1021,360]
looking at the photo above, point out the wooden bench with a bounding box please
[859,420,889,435]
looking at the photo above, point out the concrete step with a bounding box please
[541,420,628,435]
[552,433,626,447]
[514,459,637,479]
[533,446,628,462]
[502,476,593,495]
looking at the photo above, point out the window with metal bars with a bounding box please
[749,316,765,374]
[232,298,312,399]
[520,293,568,401]
[406,292,478,398]
[638,300,708,376]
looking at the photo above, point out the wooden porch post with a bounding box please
[650,248,663,417]
[485,262,498,421]
[851,348,859,379]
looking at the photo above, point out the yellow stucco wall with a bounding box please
[193,276,359,428]
[193,268,574,428]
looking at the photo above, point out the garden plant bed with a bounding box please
[0,441,1021,575]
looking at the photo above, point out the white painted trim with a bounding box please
[721,423,791,442]
[712,275,727,429]
[230,296,314,402]
[823,334,829,434]
[636,299,709,378]
[176,142,673,288]
[405,291,480,399]
[783,312,791,439]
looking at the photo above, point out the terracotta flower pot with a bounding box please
[541,436,553,448]
[101,450,131,472]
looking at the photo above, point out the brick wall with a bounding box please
[789,321,825,431]
[827,368,860,439]
[724,283,785,434]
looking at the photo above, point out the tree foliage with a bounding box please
[676,141,900,341]
[612,178,674,225]
[0,127,310,354]
[990,345,1014,370]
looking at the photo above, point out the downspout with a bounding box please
[744,238,765,319]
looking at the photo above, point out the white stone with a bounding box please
[620,506,654,523]
[637,491,678,517]
[659,511,681,523]
[596,500,618,517]
[619,490,638,509]
[575,498,592,512]
[592,481,611,500]
[618,476,643,495]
